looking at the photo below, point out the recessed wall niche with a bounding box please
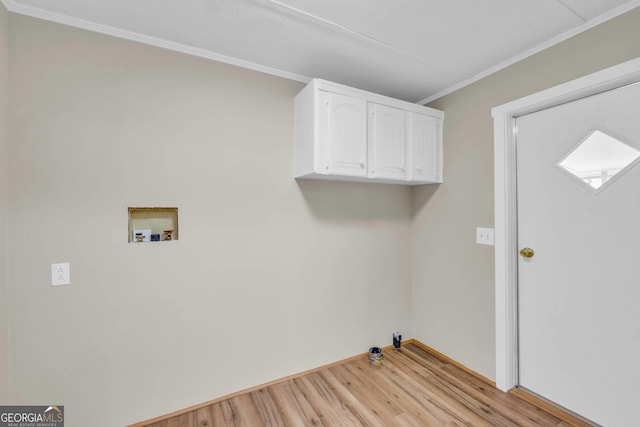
[128,207,178,243]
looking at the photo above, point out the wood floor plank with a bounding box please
[385,349,495,426]
[351,357,435,423]
[212,399,240,426]
[378,354,493,426]
[174,412,193,427]
[194,407,211,427]
[331,360,404,423]
[134,342,593,427]
[361,355,463,425]
[393,411,435,427]
[372,365,466,425]
[227,393,264,426]
[266,380,323,426]
[436,368,562,426]
[394,345,561,426]
[426,369,525,426]
[247,387,288,425]
[293,373,362,426]
[318,367,384,426]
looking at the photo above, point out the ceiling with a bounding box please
[2,0,639,103]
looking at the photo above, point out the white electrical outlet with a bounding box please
[476,227,495,246]
[51,262,70,286]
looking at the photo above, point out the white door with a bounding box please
[368,103,406,180]
[409,112,441,183]
[516,82,640,426]
[319,91,367,177]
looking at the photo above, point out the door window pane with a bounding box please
[557,130,640,190]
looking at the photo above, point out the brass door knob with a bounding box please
[519,247,535,258]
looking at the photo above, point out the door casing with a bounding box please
[491,56,640,392]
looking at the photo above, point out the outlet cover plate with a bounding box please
[476,227,495,246]
[51,262,70,286]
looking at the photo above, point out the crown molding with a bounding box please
[1,0,311,84]
[3,0,639,104]
[418,0,640,105]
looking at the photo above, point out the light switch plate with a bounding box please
[476,227,495,246]
[51,262,70,286]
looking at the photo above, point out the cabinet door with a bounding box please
[369,103,407,180]
[320,91,368,177]
[409,112,441,182]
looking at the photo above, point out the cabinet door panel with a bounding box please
[410,112,441,182]
[324,92,367,176]
[369,103,406,180]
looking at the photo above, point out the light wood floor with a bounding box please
[138,343,594,427]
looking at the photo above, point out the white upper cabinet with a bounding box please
[369,103,407,180]
[294,79,443,185]
[409,112,442,183]
[321,91,368,177]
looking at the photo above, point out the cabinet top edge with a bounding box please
[308,78,444,118]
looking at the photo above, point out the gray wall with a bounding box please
[7,14,412,426]
[0,1,8,405]
[412,7,640,380]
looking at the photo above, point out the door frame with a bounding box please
[491,57,640,392]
